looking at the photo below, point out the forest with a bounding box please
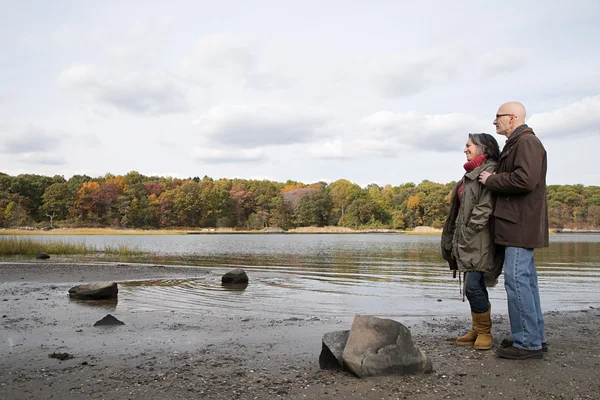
[1,171,599,230]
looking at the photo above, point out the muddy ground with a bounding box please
[1,262,599,400]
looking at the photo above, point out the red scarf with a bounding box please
[458,155,487,203]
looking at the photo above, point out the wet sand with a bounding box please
[1,262,599,400]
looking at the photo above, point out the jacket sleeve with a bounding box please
[486,136,544,194]
[441,182,459,270]
[467,180,494,234]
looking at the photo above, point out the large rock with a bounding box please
[69,282,118,300]
[341,314,432,378]
[221,269,249,284]
[319,330,350,370]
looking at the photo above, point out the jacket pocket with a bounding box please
[456,225,482,269]
[493,200,519,223]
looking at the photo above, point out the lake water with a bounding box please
[3,233,600,319]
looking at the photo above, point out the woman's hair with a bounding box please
[468,133,500,161]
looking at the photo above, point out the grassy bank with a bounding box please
[0,237,144,256]
[1,226,447,236]
[0,228,189,236]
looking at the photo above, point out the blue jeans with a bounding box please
[504,247,546,350]
[465,272,489,313]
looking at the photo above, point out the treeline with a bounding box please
[1,171,599,230]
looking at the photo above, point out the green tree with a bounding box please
[173,181,203,226]
[9,174,64,221]
[41,182,75,221]
[329,179,362,224]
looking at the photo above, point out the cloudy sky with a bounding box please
[1,0,599,187]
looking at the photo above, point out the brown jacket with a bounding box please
[441,160,503,281]
[485,125,549,248]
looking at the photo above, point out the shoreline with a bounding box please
[1,227,442,236]
[1,261,599,399]
[3,227,599,236]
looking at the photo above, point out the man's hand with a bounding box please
[479,171,493,185]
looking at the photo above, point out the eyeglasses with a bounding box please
[495,113,513,119]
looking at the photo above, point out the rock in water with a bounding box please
[69,282,118,300]
[94,314,125,326]
[221,269,249,284]
[342,314,432,378]
[319,330,350,370]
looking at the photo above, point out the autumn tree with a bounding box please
[173,181,203,226]
[229,183,255,227]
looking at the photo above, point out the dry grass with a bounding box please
[0,237,144,256]
[1,228,188,236]
[403,231,442,235]
[287,226,356,233]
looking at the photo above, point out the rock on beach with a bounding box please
[221,269,249,284]
[341,314,432,378]
[68,282,118,300]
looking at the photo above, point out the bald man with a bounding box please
[479,101,549,360]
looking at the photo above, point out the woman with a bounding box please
[441,133,501,350]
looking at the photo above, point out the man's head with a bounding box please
[493,101,526,137]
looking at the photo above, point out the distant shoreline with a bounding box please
[0,226,443,236]
[3,227,599,236]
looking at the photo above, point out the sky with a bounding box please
[1,0,599,187]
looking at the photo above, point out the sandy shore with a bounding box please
[1,262,599,400]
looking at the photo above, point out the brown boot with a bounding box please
[456,316,477,346]
[473,303,493,350]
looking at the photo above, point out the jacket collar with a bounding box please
[499,125,535,161]
[464,159,495,180]
[507,123,528,139]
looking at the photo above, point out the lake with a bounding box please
[2,233,599,319]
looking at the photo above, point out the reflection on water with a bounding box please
[68,297,118,311]
[3,233,600,318]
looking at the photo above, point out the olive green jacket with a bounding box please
[441,160,502,278]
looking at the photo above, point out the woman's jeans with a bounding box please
[465,272,489,313]
[504,246,546,350]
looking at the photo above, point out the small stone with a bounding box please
[93,314,125,326]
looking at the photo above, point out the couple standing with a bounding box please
[441,101,549,360]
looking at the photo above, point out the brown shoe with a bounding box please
[456,330,477,346]
[495,346,543,360]
[501,338,548,352]
[472,303,493,350]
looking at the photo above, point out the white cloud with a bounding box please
[58,64,189,116]
[307,111,491,160]
[11,152,66,166]
[528,96,600,139]
[358,111,488,153]
[0,123,67,166]
[307,139,355,160]
[193,105,329,148]
[193,33,256,71]
[371,50,463,97]
[478,48,526,77]
[186,33,284,92]
[190,147,265,164]
[0,124,62,154]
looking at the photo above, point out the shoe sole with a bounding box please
[501,342,548,353]
[494,351,544,360]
